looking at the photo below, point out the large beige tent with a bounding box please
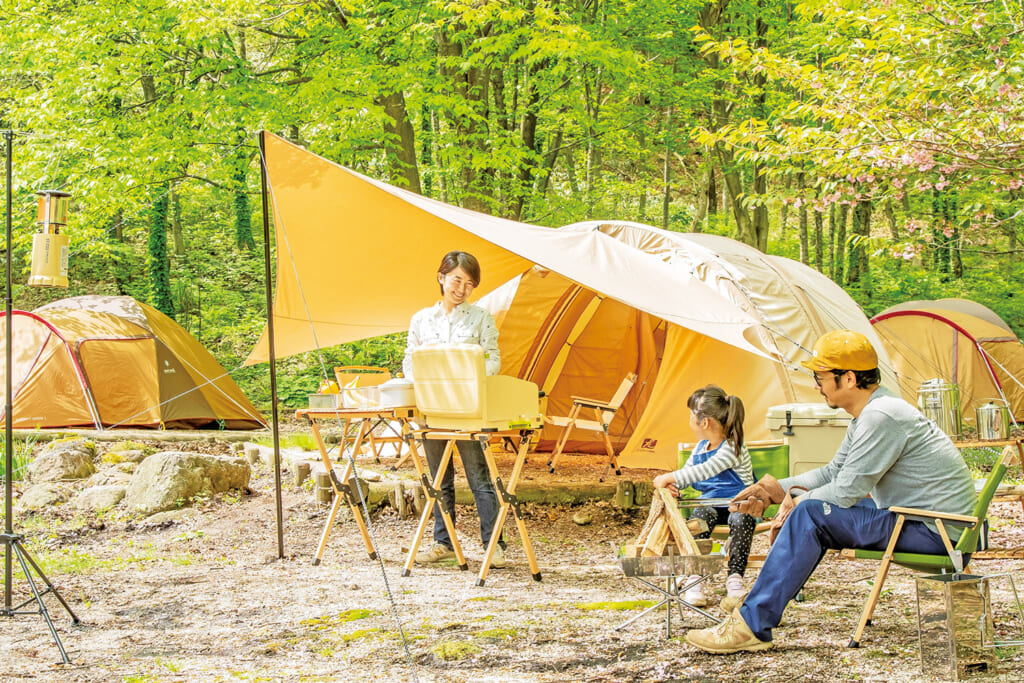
[871,299,1024,424]
[249,133,894,469]
[1,295,264,429]
[480,221,895,467]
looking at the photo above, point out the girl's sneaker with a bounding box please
[720,573,746,612]
[683,576,707,607]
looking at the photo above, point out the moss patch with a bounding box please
[301,609,380,628]
[431,640,482,661]
[574,600,657,611]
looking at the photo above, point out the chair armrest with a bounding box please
[570,396,614,411]
[888,506,978,525]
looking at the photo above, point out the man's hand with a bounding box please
[771,489,805,529]
[728,474,786,517]
[653,472,678,497]
[768,486,808,544]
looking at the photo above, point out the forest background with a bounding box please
[2,0,1022,411]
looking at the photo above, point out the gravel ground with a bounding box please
[2,441,1024,682]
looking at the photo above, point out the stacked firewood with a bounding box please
[621,488,711,557]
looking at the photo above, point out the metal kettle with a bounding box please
[976,401,1011,440]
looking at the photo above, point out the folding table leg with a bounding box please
[402,439,469,576]
[312,493,345,566]
[849,514,906,648]
[478,433,542,586]
[392,418,418,471]
[308,417,345,565]
[336,459,379,561]
[308,416,379,563]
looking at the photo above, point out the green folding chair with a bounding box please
[843,443,1022,648]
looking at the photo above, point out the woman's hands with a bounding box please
[652,472,678,497]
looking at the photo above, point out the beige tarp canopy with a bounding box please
[247,134,895,469]
[0,295,264,429]
[871,299,1024,423]
[481,221,895,468]
[246,133,768,367]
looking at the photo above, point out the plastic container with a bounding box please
[308,393,340,410]
[340,385,381,409]
[379,378,416,408]
[765,403,852,476]
[917,379,962,439]
[976,401,1011,440]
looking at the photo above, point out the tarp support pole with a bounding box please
[259,131,284,559]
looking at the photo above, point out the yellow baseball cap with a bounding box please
[801,329,878,372]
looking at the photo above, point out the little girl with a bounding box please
[652,385,757,611]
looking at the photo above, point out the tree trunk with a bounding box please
[438,29,492,211]
[779,175,792,237]
[377,91,422,194]
[169,184,185,256]
[835,204,848,284]
[691,162,713,233]
[884,198,899,239]
[662,107,672,230]
[233,165,255,251]
[813,205,824,272]
[716,142,757,246]
[846,203,860,286]
[798,172,808,264]
[420,104,434,196]
[534,126,563,200]
[828,204,836,280]
[707,166,717,223]
[511,61,544,221]
[148,185,175,319]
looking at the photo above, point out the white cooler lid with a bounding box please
[765,402,852,428]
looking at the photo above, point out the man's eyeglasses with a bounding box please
[813,370,846,387]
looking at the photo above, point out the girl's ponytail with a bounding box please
[690,385,745,454]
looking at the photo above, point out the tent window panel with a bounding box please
[9,336,96,429]
[79,339,162,427]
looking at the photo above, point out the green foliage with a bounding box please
[0,434,36,483]
[0,0,1020,404]
[148,186,175,319]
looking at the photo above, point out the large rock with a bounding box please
[19,483,72,509]
[27,439,96,482]
[124,451,250,515]
[73,485,127,512]
[86,470,133,487]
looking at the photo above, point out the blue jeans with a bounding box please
[740,498,949,642]
[422,438,504,550]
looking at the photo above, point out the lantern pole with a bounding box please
[1,129,79,665]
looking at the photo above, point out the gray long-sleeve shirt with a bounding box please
[780,388,976,534]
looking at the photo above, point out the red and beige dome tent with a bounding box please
[0,295,264,429]
[870,298,1024,425]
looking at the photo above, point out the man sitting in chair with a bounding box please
[686,329,977,654]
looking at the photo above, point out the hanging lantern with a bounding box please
[28,189,71,287]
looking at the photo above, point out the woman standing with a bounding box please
[403,251,506,568]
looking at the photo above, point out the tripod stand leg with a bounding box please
[9,540,73,664]
[14,539,79,623]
